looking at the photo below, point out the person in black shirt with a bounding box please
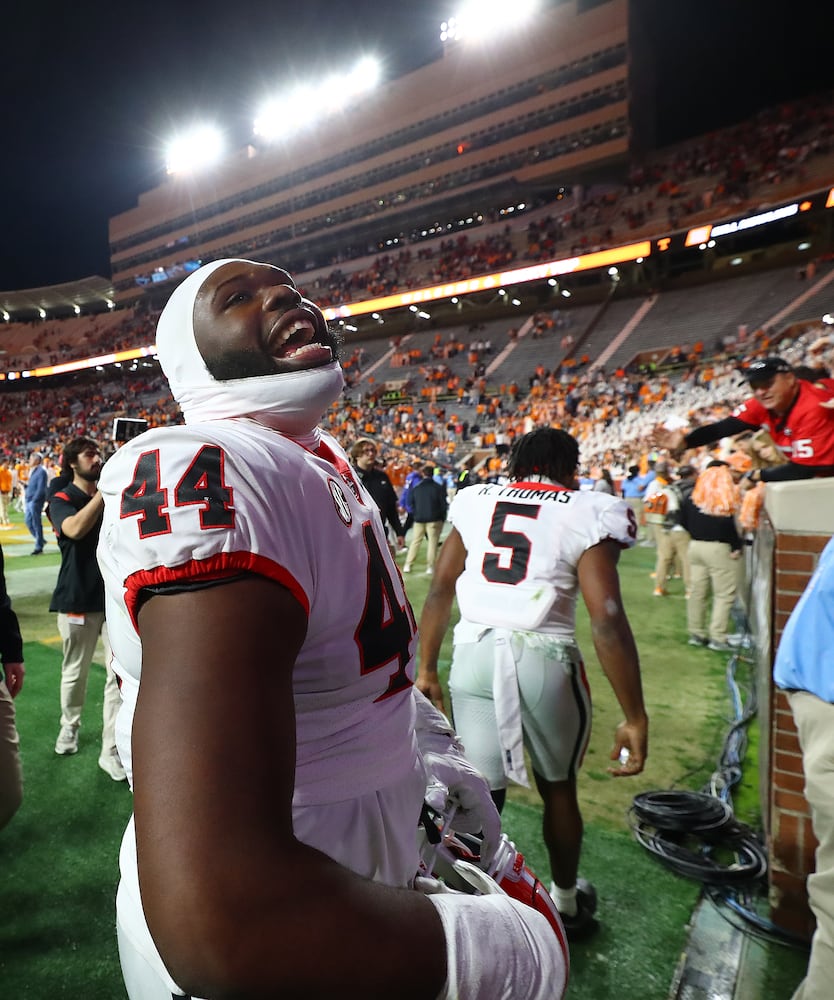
[48,437,124,780]
[349,439,405,551]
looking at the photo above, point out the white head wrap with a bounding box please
[155,258,344,440]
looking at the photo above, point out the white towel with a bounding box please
[492,629,530,787]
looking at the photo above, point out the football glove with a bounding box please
[413,688,501,866]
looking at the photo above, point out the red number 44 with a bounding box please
[120,445,235,538]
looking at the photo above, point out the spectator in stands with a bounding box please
[402,464,448,575]
[349,438,405,550]
[0,545,24,831]
[23,452,48,555]
[678,461,743,651]
[656,358,834,482]
[773,534,834,1000]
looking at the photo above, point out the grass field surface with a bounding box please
[0,511,807,997]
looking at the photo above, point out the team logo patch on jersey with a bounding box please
[328,478,353,525]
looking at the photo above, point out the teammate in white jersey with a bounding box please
[97,259,567,1000]
[417,427,649,940]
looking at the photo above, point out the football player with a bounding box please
[98,259,567,999]
[416,427,649,940]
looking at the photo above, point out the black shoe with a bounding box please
[31,549,44,556]
[555,879,599,941]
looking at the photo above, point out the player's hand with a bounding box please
[416,672,446,713]
[608,717,647,776]
[650,426,686,456]
[3,661,24,698]
[414,689,501,864]
[396,535,406,550]
[422,750,501,866]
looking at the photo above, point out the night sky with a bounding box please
[3,0,833,291]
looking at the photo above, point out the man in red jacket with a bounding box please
[656,357,834,483]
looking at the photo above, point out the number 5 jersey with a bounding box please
[448,480,637,642]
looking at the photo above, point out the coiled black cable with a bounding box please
[631,790,734,834]
[628,791,768,885]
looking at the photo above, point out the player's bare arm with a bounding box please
[416,528,466,713]
[133,576,447,1000]
[576,540,648,776]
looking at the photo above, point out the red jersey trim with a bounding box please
[123,551,309,633]
[510,481,572,492]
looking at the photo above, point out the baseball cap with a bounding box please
[742,357,792,382]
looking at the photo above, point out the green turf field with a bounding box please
[0,512,808,997]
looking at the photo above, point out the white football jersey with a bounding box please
[449,480,637,639]
[98,420,418,805]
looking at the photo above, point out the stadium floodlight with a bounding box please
[73,305,81,315]
[2,311,9,321]
[345,56,381,96]
[165,125,225,175]
[38,308,46,319]
[254,56,380,141]
[440,1,539,43]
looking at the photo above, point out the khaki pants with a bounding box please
[789,691,834,1000]
[58,613,121,750]
[651,525,673,587]
[656,528,691,589]
[0,679,22,831]
[404,520,443,571]
[686,540,737,643]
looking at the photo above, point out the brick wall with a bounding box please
[763,499,833,939]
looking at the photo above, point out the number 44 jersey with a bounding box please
[97,421,418,805]
[449,481,637,640]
